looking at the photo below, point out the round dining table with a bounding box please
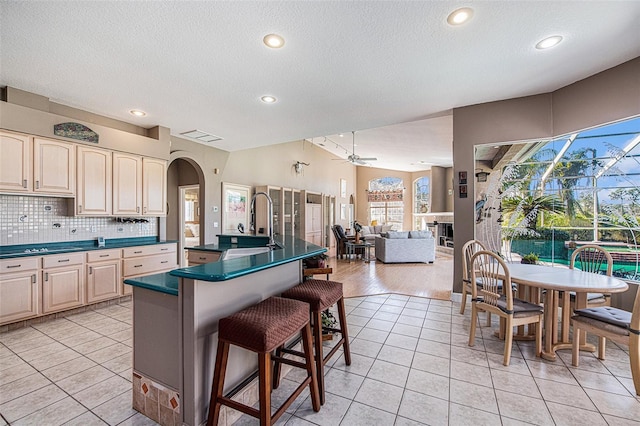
[505,263,628,361]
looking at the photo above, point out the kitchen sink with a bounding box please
[221,247,272,261]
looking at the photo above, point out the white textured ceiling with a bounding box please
[1,1,639,172]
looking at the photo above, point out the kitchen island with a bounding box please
[125,235,326,426]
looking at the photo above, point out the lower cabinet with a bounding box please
[86,249,121,303]
[0,257,40,325]
[42,253,84,314]
[187,249,220,266]
[122,243,178,295]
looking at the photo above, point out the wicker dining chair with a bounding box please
[468,250,543,366]
[571,286,640,396]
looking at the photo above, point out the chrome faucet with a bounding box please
[251,191,276,249]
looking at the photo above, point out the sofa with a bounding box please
[360,224,394,242]
[375,230,436,263]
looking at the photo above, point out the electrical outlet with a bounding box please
[90,226,97,233]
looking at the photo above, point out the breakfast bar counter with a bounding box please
[124,235,325,426]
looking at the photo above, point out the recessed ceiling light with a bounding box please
[129,109,146,117]
[447,7,473,26]
[263,34,285,48]
[261,95,277,103]
[536,35,563,50]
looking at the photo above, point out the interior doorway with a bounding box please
[180,185,200,266]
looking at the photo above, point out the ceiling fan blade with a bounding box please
[358,157,377,161]
[354,158,367,165]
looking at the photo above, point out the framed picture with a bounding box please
[340,178,347,198]
[221,182,251,234]
[459,171,467,185]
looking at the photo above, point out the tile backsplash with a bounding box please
[0,195,158,246]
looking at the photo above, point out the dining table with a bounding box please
[505,263,628,361]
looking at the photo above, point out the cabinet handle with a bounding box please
[199,257,207,260]
[31,274,37,283]
[99,254,109,257]
[161,260,168,264]
[58,259,70,263]
[78,205,83,213]
[45,272,49,281]
[6,264,21,269]
[160,248,168,251]
[134,264,143,268]
[136,207,140,213]
[143,207,147,214]
[23,179,28,188]
[89,266,93,274]
[35,180,40,189]
[134,251,142,254]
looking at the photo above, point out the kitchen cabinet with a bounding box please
[86,249,121,303]
[142,157,167,216]
[187,250,221,266]
[113,152,143,215]
[42,252,84,314]
[33,137,75,196]
[0,257,40,325]
[0,130,31,193]
[121,243,177,295]
[305,202,322,246]
[76,146,112,216]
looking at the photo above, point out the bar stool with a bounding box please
[207,297,320,426]
[275,279,351,405]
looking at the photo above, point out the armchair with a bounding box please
[331,225,355,259]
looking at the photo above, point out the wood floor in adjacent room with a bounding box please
[326,249,454,300]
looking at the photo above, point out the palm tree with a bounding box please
[502,194,565,231]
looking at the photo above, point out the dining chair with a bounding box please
[571,286,640,396]
[468,250,543,366]
[560,245,614,341]
[459,239,487,315]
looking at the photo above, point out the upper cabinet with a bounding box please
[33,138,76,196]
[0,131,31,193]
[76,146,112,216]
[142,157,167,216]
[0,132,75,196]
[113,153,143,216]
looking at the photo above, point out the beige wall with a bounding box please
[452,57,640,293]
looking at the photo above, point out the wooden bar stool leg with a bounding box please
[272,345,283,390]
[301,322,321,411]
[207,341,229,426]
[312,309,325,405]
[259,352,272,426]
[337,298,351,365]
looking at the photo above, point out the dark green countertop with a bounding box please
[0,237,177,259]
[124,236,326,295]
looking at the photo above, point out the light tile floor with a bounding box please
[2,296,640,425]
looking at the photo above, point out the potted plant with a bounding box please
[521,252,539,264]
[353,220,363,243]
[321,309,337,340]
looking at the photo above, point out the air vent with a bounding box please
[180,130,223,143]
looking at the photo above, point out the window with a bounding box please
[413,177,430,229]
[368,177,403,229]
[479,116,640,282]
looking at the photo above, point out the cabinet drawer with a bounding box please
[42,252,84,269]
[0,257,40,273]
[122,243,176,258]
[87,249,121,263]
[188,250,221,265]
[122,252,177,277]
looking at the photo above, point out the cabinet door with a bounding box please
[86,261,120,303]
[113,153,143,215]
[42,265,84,313]
[142,157,167,216]
[77,146,112,215]
[33,138,75,195]
[0,131,31,193]
[0,271,39,324]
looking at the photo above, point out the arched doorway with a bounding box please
[166,156,205,266]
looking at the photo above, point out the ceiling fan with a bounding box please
[345,131,377,165]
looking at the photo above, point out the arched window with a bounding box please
[413,177,430,229]
[368,177,403,230]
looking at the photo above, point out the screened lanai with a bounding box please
[475,116,640,283]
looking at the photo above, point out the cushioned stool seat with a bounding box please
[207,297,320,426]
[276,279,351,405]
